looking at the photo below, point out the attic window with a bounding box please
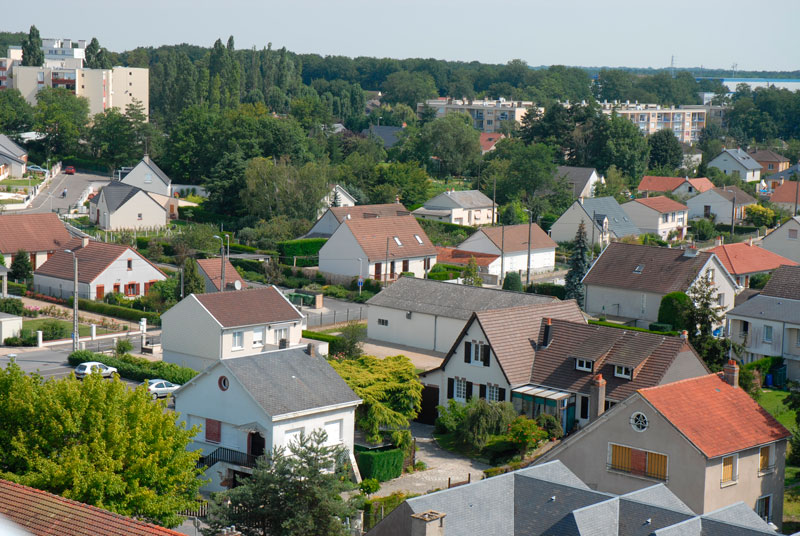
[633,264,645,274]
[576,359,593,372]
[614,365,632,379]
[414,234,423,245]
[393,237,403,246]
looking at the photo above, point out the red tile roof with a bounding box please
[687,178,714,192]
[0,213,72,255]
[194,285,303,328]
[329,203,410,223]
[196,257,246,291]
[435,247,498,267]
[639,373,791,458]
[706,242,797,276]
[0,479,184,536]
[479,132,505,152]
[343,215,437,262]
[473,223,556,253]
[770,181,800,204]
[637,176,686,193]
[630,196,687,213]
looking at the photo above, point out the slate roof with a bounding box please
[527,319,705,401]
[0,478,184,536]
[193,286,303,328]
[434,246,498,267]
[222,347,361,417]
[556,166,597,198]
[626,196,687,213]
[763,162,800,180]
[92,181,155,212]
[367,277,556,320]
[639,373,791,458]
[576,197,641,238]
[760,264,800,300]
[0,134,26,160]
[709,186,757,205]
[582,242,718,294]
[329,203,410,223]
[714,148,762,170]
[196,257,246,291]
[769,180,800,204]
[34,239,165,284]
[0,213,72,255]
[342,215,437,262]
[707,242,797,275]
[361,125,403,148]
[748,148,789,164]
[728,294,800,324]
[423,190,493,209]
[467,223,556,253]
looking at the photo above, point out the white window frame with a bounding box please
[252,328,264,347]
[614,365,632,379]
[662,213,669,224]
[758,444,774,475]
[717,293,725,307]
[721,454,738,486]
[472,341,487,367]
[756,494,772,523]
[323,419,343,445]
[232,330,244,351]
[487,384,499,402]
[454,378,467,401]
[378,318,389,326]
[576,359,593,372]
[274,326,289,345]
[764,325,773,343]
[796,330,800,347]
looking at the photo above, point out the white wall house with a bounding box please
[174,347,361,492]
[305,203,411,239]
[317,184,357,218]
[90,182,167,231]
[549,197,641,246]
[761,217,800,263]
[0,213,73,270]
[161,286,306,371]
[686,187,757,226]
[119,155,172,197]
[456,223,556,281]
[556,166,603,199]
[621,196,687,240]
[0,134,27,177]
[412,190,496,226]
[708,148,762,183]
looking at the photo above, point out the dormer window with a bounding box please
[576,359,593,372]
[614,365,632,379]
[394,237,402,246]
[633,264,644,274]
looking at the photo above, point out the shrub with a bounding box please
[4,330,37,346]
[356,448,404,482]
[502,272,523,292]
[527,282,566,300]
[359,478,380,496]
[40,320,69,341]
[535,413,563,440]
[482,439,520,465]
[302,330,346,356]
[115,338,133,357]
[750,273,771,289]
[70,298,161,326]
[657,292,692,332]
[322,285,349,299]
[67,350,197,385]
[435,399,468,434]
[277,238,327,267]
[435,398,516,451]
[0,297,24,316]
[789,430,800,466]
[7,281,27,296]
[506,416,547,454]
[691,218,717,241]
[363,492,418,531]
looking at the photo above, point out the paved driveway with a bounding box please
[23,171,110,214]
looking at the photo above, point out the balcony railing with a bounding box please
[607,463,668,482]
[199,446,258,469]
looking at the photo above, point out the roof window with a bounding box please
[633,264,645,274]
[393,237,403,246]
[414,234,423,244]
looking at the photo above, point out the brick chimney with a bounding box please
[411,510,446,536]
[590,374,607,420]
[306,342,315,357]
[81,236,90,248]
[714,236,723,247]
[723,360,739,388]
[542,318,552,348]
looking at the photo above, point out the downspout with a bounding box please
[433,315,438,351]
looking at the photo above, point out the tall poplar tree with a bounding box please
[21,25,43,66]
[564,221,590,307]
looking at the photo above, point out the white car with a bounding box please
[146,379,181,400]
[74,361,118,379]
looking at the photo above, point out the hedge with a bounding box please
[713,223,761,234]
[363,492,419,531]
[302,330,346,355]
[356,448,404,482]
[277,238,327,267]
[0,297,24,316]
[68,350,198,385]
[178,205,232,226]
[527,282,566,300]
[135,237,175,256]
[69,298,161,326]
[588,320,678,336]
[649,322,673,332]
[6,281,27,296]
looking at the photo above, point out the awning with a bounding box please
[511,385,570,401]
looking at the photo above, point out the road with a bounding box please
[23,171,110,214]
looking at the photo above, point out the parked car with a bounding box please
[64,166,76,175]
[74,361,118,379]
[146,379,181,399]
[27,164,47,173]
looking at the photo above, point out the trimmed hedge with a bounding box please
[302,330,346,355]
[7,281,27,296]
[356,448,404,482]
[427,271,459,281]
[649,322,673,332]
[363,492,419,531]
[68,350,198,385]
[0,297,24,316]
[527,282,566,300]
[69,298,161,326]
[588,320,678,336]
[277,238,327,267]
[714,223,760,234]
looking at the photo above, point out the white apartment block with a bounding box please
[599,101,707,143]
[418,98,540,133]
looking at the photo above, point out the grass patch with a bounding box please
[0,198,24,204]
[23,318,116,337]
[1,178,43,187]
[434,431,510,463]
[759,389,795,430]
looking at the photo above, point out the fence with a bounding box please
[306,307,365,328]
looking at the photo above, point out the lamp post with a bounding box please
[523,208,533,287]
[65,249,79,352]
[213,235,225,292]
[357,257,363,296]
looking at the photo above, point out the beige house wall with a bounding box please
[622,202,686,239]
[161,296,224,370]
[760,219,800,263]
[106,191,166,231]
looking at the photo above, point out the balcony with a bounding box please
[607,462,668,482]
[198,446,258,469]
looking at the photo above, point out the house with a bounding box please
[305,203,410,239]
[196,257,247,293]
[555,166,604,199]
[0,213,72,269]
[549,197,641,246]
[706,240,797,287]
[760,216,800,263]
[434,246,501,284]
[708,148,762,182]
[412,189,495,225]
[582,242,738,327]
[762,163,800,192]
[366,277,557,354]
[119,155,171,197]
[0,478,184,536]
[686,186,757,225]
[536,365,790,526]
[89,182,169,231]
[682,143,703,170]
[361,125,403,148]
[636,176,714,198]
[318,215,437,282]
[33,237,167,301]
[768,180,800,215]
[161,286,306,371]
[366,459,778,536]
[727,265,800,376]
[621,196,688,240]
[318,184,357,218]
[748,149,790,175]
[479,132,504,154]
[0,134,27,177]
[456,223,556,281]
[174,346,361,492]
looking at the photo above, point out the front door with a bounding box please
[96,285,104,300]
[374,262,382,281]
[248,431,266,458]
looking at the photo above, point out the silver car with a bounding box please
[74,361,118,379]
[146,379,181,400]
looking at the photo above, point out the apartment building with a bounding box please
[8,38,86,68]
[599,101,706,143]
[417,97,540,133]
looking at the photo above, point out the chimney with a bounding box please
[680,330,688,340]
[81,236,89,248]
[714,236,723,247]
[395,195,401,204]
[683,246,699,258]
[279,338,288,349]
[411,510,446,536]
[748,237,753,246]
[306,342,315,357]
[542,318,552,347]
[723,360,739,388]
[590,374,607,420]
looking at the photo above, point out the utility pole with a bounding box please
[384,236,390,286]
[65,249,79,352]
[492,175,497,225]
[213,235,225,291]
[730,189,736,235]
[500,225,505,286]
[180,261,185,299]
[794,180,799,217]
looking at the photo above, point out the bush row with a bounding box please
[277,238,327,267]
[589,320,678,336]
[67,350,198,385]
[527,282,566,300]
[69,298,161,326]
[356,448,404,482]
[302,330,346,355]
[7,281,27,296]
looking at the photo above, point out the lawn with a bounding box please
[23,318,117,338]
[1,178,43,187]
[759,389,795,430]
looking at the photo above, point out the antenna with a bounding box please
[670,55,676,78]
[731,63,738,77]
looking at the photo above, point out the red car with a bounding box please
[64,166,76,175]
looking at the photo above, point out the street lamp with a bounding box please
[65,249,79,352]
[522,208,533,287]
[357,257,363,296]
[213,235,225,292]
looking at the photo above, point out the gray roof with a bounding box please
[764,162,800,181]
[708,186,757,205]
[366,277,556,320]
[577,197,641,238]
[715,148,762,171]
[0,134,26,159]
[138,155,171,186]
[0,312,21,320]
[0,265,9,274]
[726,293,800,324]
[556,166,597,198]
[424,190,493,210]
[361,125,403,148]
[223,347,361,417]
[94,181,149,212]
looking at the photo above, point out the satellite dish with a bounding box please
[233,280,242,290]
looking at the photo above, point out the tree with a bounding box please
[21,25,43,67]
[745,204,775,228]
[89,108,138,171]
[9,249,32,283]
[382,71,438,108]
[502,272,523,292]
[687,275,723,340]
[592,165,628,203]
[0,362,203,527]
[182,258,205,296]
[461,256,483,287]
[415,113,480,177]
[336,321,366,359]
[648,129,683,170]
[204,430,356,536]
[0,90,34,132]
[329,355,422,449]
[33,88,90,157]
[564,222,589,307]
[589,114,650,181]
[84,37,112,69]
[657,292,692,332]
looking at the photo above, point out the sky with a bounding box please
[6,0,800,72]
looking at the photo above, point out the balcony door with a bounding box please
[248,431,266,458]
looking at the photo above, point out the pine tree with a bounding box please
[10,249,32,284]
[21,25,44,67]
[461,256,483,287]
[564,221,590,307]
[182,258,205,296]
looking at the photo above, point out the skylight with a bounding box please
[394,237,403,246]
[633,264,645,274]
[414,234,423,244]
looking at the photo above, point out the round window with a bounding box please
[630,412,648,432]
[218,376,229,391]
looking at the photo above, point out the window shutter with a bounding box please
[479,384,487,399]
[447,378,454,399]
[498,388,506,401]
[466,381,473,399]
[205,418,221,443]
[482,345,490,367]
[464,342,472,363]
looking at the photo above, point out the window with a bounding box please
[414,234,424,244]
[789,229,798,240]
[670,212,676,222]
[137,213,142,220]
[797,330,800,347]
[253,328,264,347]
[742,321,749,334]
[756,495,772,522]
[232,331,244,350]
[630,412,649,432]
[393,236,402,246]
[324,420,343,444]
[662,213,669,223]
[378,318,389,326]
[274,327,289,345]
[127,259,133,270]
[633,264,645,274]
[402,259,409,273]
[609,444,668,481]
[717,293,725,307]
[706,269,715,282]
[487,385,500,402]
[124,283,138,296]
[218,376,229,390]
[424,257,432,270]
[721,455,737,485]
[455,378,467,401]
[643,452,668,481]
[576,359,593,372]
[759,445,773,473]
[285,427,304,446]
[764,325,773,343]
[610,444,631,472]
[579,395,589,420]
[205,418,221,443]
[614,365,632,379]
